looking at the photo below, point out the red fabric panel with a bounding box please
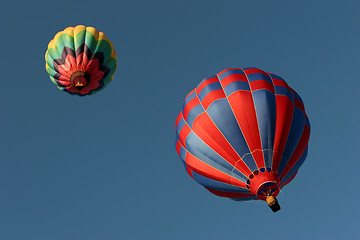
[280,125,310,179]
[176,140,181,155]
[182,96,201,121]
[175,113,182,129]
[179,123,191,147]
[249,80,275,93]
[192,113,251,175]
[219,73,247,88]
[186,166,194,179]
[185,152,247,188]
[227,91,265,169]
[243,68,266,75]
[200,89,226,110]
[273,78,293,92]
[196,76,218,93]
[294,98,305,114]
[185,88,196,99]
[272,95,294,170]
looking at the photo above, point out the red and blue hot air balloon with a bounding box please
[175,67,310,212]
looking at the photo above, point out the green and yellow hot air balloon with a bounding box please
[45,25,117,96]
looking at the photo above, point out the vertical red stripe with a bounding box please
[280,125,310,179]
[192,112,252,176]
[272,96,294,170]
[227,91,265,169]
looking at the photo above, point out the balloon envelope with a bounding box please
[45,25,117,96]
[175,67,310,204]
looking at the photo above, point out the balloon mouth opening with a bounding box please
[257,182,280,199]
[70,71,89,90]
[246,169,280,200]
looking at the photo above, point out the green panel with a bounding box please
[46,66,57,78]
[103,57,117,71]
[54,34,66,58]
[58,33,75,51]
[47,47,61,62]
[45,53,54,70]
[74,30,86,52]
[84,31,97,54]
[93,40,113,62]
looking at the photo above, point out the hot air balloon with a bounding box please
[175,67,310,212]
[45,25,117,96]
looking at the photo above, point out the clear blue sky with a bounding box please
[0,0,359,239]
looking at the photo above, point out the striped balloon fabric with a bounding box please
[45,25,117,96]
[175,67,310,208]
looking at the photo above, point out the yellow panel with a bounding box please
[74,25,86,37]
[63,26,75,37]
[85,26,99,41]
[50,31,64,49]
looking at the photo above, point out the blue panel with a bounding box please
[203,75,217,82]
[192,172,248,192]
[196,75,217,88]
[197,81,222,101]
[183,91,197,106]
[182,91,197,115]
[175,132,179,147]
[293,90,303,103]
[224,81,250,96]
[252,90,276,168]
[268,73,284,81]
[281,147,308,185]
[185,132,247,181]
[275,86,294,102]
[206,99,258,171]
[186,104,205,128]
[179,145,187,163]
[176,117,186,134]
[218,69,245,81]
[277,107,306,175]
[247,73,273,84]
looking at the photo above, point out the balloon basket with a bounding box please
[266,195,281,212]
